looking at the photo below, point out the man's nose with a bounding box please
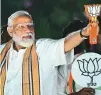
[24,28,31,32]
[24,25,30,30]
[24,28,34,35]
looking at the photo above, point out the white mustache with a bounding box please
[22,32,35,39]
[22,32,34,37]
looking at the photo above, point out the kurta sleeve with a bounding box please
[36,38,74,67]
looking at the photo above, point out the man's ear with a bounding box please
[7,27,13,37]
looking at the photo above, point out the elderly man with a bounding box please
[0,11,99,95]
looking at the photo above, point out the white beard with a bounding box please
[12,33,35,47]
[18,38,34,47]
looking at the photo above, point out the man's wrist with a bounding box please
[80,29,88,39]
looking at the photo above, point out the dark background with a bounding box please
[1,0,101,53]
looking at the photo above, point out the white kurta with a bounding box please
[0,38,73,95]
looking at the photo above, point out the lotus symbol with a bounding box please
[85,5,101,22]
[77,58,101,87]
[87,5,101,16]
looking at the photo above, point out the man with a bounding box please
[0,11,98,95]
[58,19,101,95]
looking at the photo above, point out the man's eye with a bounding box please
[19,25,25,28]
[27,25,34,28]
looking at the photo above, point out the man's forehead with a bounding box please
[13,16,33,25]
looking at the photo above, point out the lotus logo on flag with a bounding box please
[71,53,101,88]
[77,58,101,87]
[87,5,101,17]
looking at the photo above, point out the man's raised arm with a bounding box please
[64,22,99,52]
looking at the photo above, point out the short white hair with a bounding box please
[8,10,33,26]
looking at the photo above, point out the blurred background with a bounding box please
[1,0,101,51]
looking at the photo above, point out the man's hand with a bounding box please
[82,22,99,37]
[70,88,95,95]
